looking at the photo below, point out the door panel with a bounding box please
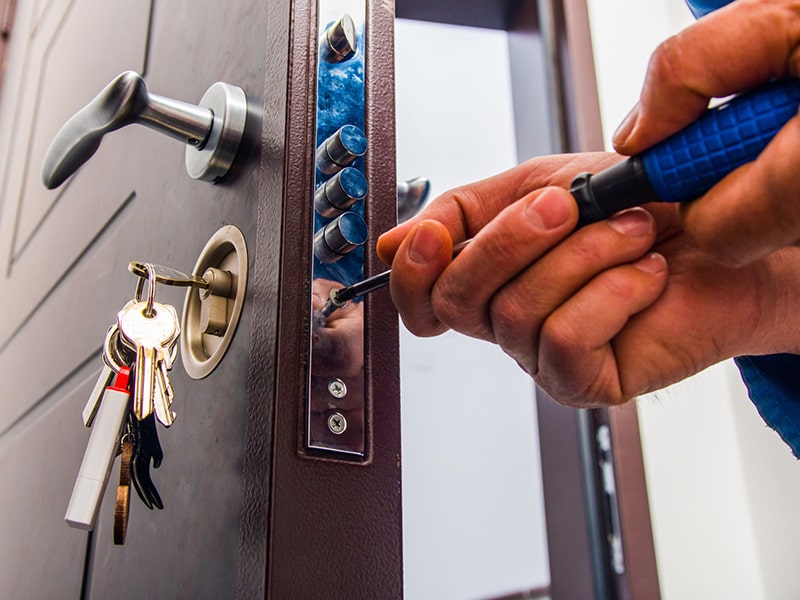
[0,0,151,349]
[0,0,273,596]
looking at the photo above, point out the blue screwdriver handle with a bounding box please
[644,78,800,202]
[571,78,800,226]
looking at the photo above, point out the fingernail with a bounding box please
[634,252,667,274]
[408,222,442,264]
[526,188,572,230]
[376,233,390,263]
[608,208,653,237]
[613,103,641,148]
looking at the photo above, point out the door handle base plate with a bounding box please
[185,82,248,182]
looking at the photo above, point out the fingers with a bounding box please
[377,152,621,265]
[536,253,668,407]
[489,207,659,372]
[613,0,800,154]
[389,220,454,337]
[429,187,577,340]
[389,188,579,338]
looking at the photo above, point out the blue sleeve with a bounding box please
[734,354,800,457]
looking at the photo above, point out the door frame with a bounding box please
[526,1,661,597]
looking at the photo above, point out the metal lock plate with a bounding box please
[181,225,248,379]
[306,0,367,459]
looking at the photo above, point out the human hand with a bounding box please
[377,153,800,407]
[612,0,800,267]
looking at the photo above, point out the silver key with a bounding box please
[103,323,136,373]
[151,359,175,427]
[116,320,178,370]
[117,320,178,427]
[158,358,175,404]
[121,323,178,424]
[83,321,137,427]
[117,300,180,425]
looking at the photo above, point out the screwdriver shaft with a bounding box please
[318,238,471,320]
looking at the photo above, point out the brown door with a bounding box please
[0,0,401,598]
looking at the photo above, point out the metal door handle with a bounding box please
[41,71,247,189]
[397,176,430,223]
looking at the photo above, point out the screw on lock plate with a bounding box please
[327,412,347,435]
[327,378,347,399]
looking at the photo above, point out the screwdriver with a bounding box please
[572,78,800,227]
[318,240,471,319]
[322,77,800,319]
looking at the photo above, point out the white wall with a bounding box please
[587,2,800,598]
[396,19,550,600]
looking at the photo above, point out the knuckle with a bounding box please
[572,233,614,266]
[539,314,584,359]
[489,291,542,375]
[400,314,447,338]
[647,36,688,89]
[601,269,637,301]
[431,281,469,323]
[535,356,622,409]
[488,290,529,333]
[430,286,488,337]
[446,186,490,232]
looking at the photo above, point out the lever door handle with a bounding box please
[397,176,430,223]
[41,71,247,189]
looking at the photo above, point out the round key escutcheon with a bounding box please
[181,225,248,379]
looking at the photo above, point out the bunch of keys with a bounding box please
[65,263,183,544]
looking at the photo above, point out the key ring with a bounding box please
[134,263,158,318]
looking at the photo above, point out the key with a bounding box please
[103,323,136,373]
[152,360,175,428]
[116,317,178,428]
[65,367,132,530]
[81,322,137,427]
[128,260,209,290]
[117,300,179,425]
[113,436,133,545]
[82,363,115,428]
[112,319,175,371]
[158,358,175,407]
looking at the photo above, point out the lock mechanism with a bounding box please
[306,1,368,460]
[181,225,248,379]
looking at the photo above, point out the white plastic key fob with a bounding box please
[65,368,131,530]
